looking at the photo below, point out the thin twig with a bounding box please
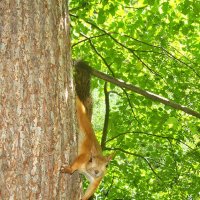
[105,147,162,181]
[101,82,110,150]
[106,131,194,150]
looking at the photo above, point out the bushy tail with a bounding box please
[74,60,93,120]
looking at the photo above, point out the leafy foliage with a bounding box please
[69,0,200,199]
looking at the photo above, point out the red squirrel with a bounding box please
[61,61,113,200]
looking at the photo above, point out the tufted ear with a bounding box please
[106,153,115,162]
[88,156,93,163]
[88,152,95,163]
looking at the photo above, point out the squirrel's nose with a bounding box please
[95,170,99,175]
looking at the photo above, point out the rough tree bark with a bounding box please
[0,0,81,199]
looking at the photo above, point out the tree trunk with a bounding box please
[0,0,81,199]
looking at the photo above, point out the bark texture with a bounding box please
[0,0,81,199]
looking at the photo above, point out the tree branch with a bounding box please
[106,131,194,150]
[113,32,199,78]
[105,147,162,181]
[70,14,162,77]
[80,33,115,76]
[88,67,200,118]
[72,33,107,47]
[101,82,110,150]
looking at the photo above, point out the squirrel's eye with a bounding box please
[89,157,93,162]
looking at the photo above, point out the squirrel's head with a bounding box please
[86,154,113,178]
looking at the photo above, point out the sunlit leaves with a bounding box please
[69,0,200,199]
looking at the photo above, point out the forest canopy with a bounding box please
[69,0,200,199]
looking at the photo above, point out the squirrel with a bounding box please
[61,60,113,200]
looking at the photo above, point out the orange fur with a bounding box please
[61,97,112,200]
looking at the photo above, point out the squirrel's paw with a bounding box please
[60,165,72,174]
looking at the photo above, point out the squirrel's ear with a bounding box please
[89,156,93,163]
[89,152,93,162]
[106,153,115,162]
[89,152,95,162]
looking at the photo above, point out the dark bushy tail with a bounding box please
[74,60,93,120]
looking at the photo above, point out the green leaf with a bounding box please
[69,0,200,198]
